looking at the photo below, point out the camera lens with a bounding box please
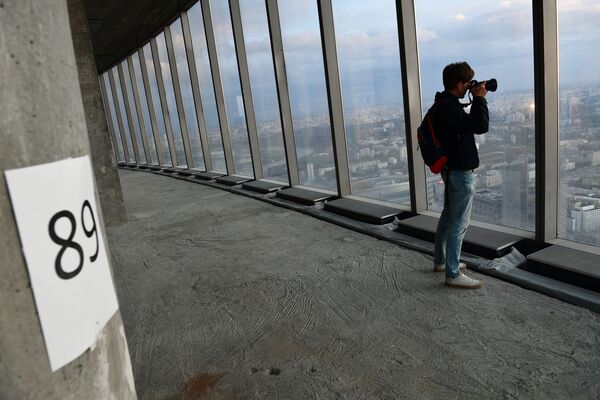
[485,79,498,92]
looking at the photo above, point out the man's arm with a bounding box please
[464,96,489,134]
[464,82,489,134]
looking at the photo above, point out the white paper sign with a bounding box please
[5,156,119,371]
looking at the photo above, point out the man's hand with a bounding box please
[472,81,487,97]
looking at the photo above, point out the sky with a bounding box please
[111,0,600,130]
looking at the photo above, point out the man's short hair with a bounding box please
[443,62,474,90]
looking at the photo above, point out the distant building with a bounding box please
[571,204,600,232]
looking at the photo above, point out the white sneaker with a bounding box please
[445,273,482,289]
[433,262,467,273]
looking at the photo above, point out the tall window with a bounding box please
[156,32,187,167]
[279,0,337,191]
[416,0,536,231]
[239,0,288,183]
[188,3,226,173]
[558,0,600,247]
[171,18,205,170]
[142,42,172,166]
[333,0,409,204]
[121,59,147,164]
[210,0,254,177]
[101,73,125,162]
[131,52,159,165]
[111,66,136,162]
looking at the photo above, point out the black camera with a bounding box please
[468,78,497,92]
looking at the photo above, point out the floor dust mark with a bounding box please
[179,372,227,400]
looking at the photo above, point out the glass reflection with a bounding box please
[111,66,136,162]
[210,0,254,177]
[188,3,227,172]
[333,0,409,204]
[131,52,159,164]
[121,59,147,164]
[101,73,125,162]
[558,0,600,247]
[279,0,337,191]
[171,18,205,170]
[143,42,172,166]
[239,0,288,183]
[156,32,188,168]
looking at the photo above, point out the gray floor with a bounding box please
[108,170,600,400]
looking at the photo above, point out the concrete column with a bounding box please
[0,1,137,399]
[67,0,127,226]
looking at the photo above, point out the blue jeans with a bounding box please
[434,170,474,278]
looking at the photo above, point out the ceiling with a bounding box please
[85,0,196,73]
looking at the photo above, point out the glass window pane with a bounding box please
[188,3,226,173]
[143,42,172,166]
[111,66,136,162]
[121,59,147,164]
[171,18,205,170]
[101,73,125,162]
[132,52,159,165]
[279,0,337,191]
[239,0,288,183]
[416,0,535,231]
[333,0,409,204]
[156,32,188,168]
[558,0,600,247]
[210,0,254,177]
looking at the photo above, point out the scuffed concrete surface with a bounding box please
[109,170,600,400]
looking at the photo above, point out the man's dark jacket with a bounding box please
[432,91,489,170]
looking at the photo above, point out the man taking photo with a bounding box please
[432,62,489,289]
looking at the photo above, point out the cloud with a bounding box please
[559,0,600,12]
[449,13,467,21]
[417,28,439,42]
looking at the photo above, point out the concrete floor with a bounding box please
[108,170,600,400]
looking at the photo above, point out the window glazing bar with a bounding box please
[396,0,427,212]
[229,0,263,179]
[164,25,197,170]
[99,74,123,162]
[265,0,300,186]
[533,0,559,242]
[181,11,214,172]
[317,0,351,197]
[117,62,142,163]
[151,37,179,165]
[127,54,152,164]
[201,0,235,174]
[138,46,166,166]
[108,68,132,163]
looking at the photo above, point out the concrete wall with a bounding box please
[0,1,137,399]
[68,0,127,227]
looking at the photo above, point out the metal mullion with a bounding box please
[265,0,300,186]
[229,0,262,179]
[127,54,152,165]
[396,0,427,213]
[117,62,142,163]
[201,0,236,174]
[533,0,559,242]
[138,46,166,166]
[108,69,131,163]
[181,11,213,172]
[317,0,351,197]
[151,37,179,165]
[164,24,197,170]
[99,74,122,162]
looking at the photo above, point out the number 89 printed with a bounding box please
[48,200,99,280]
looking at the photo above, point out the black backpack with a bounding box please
[417,100,448,174]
